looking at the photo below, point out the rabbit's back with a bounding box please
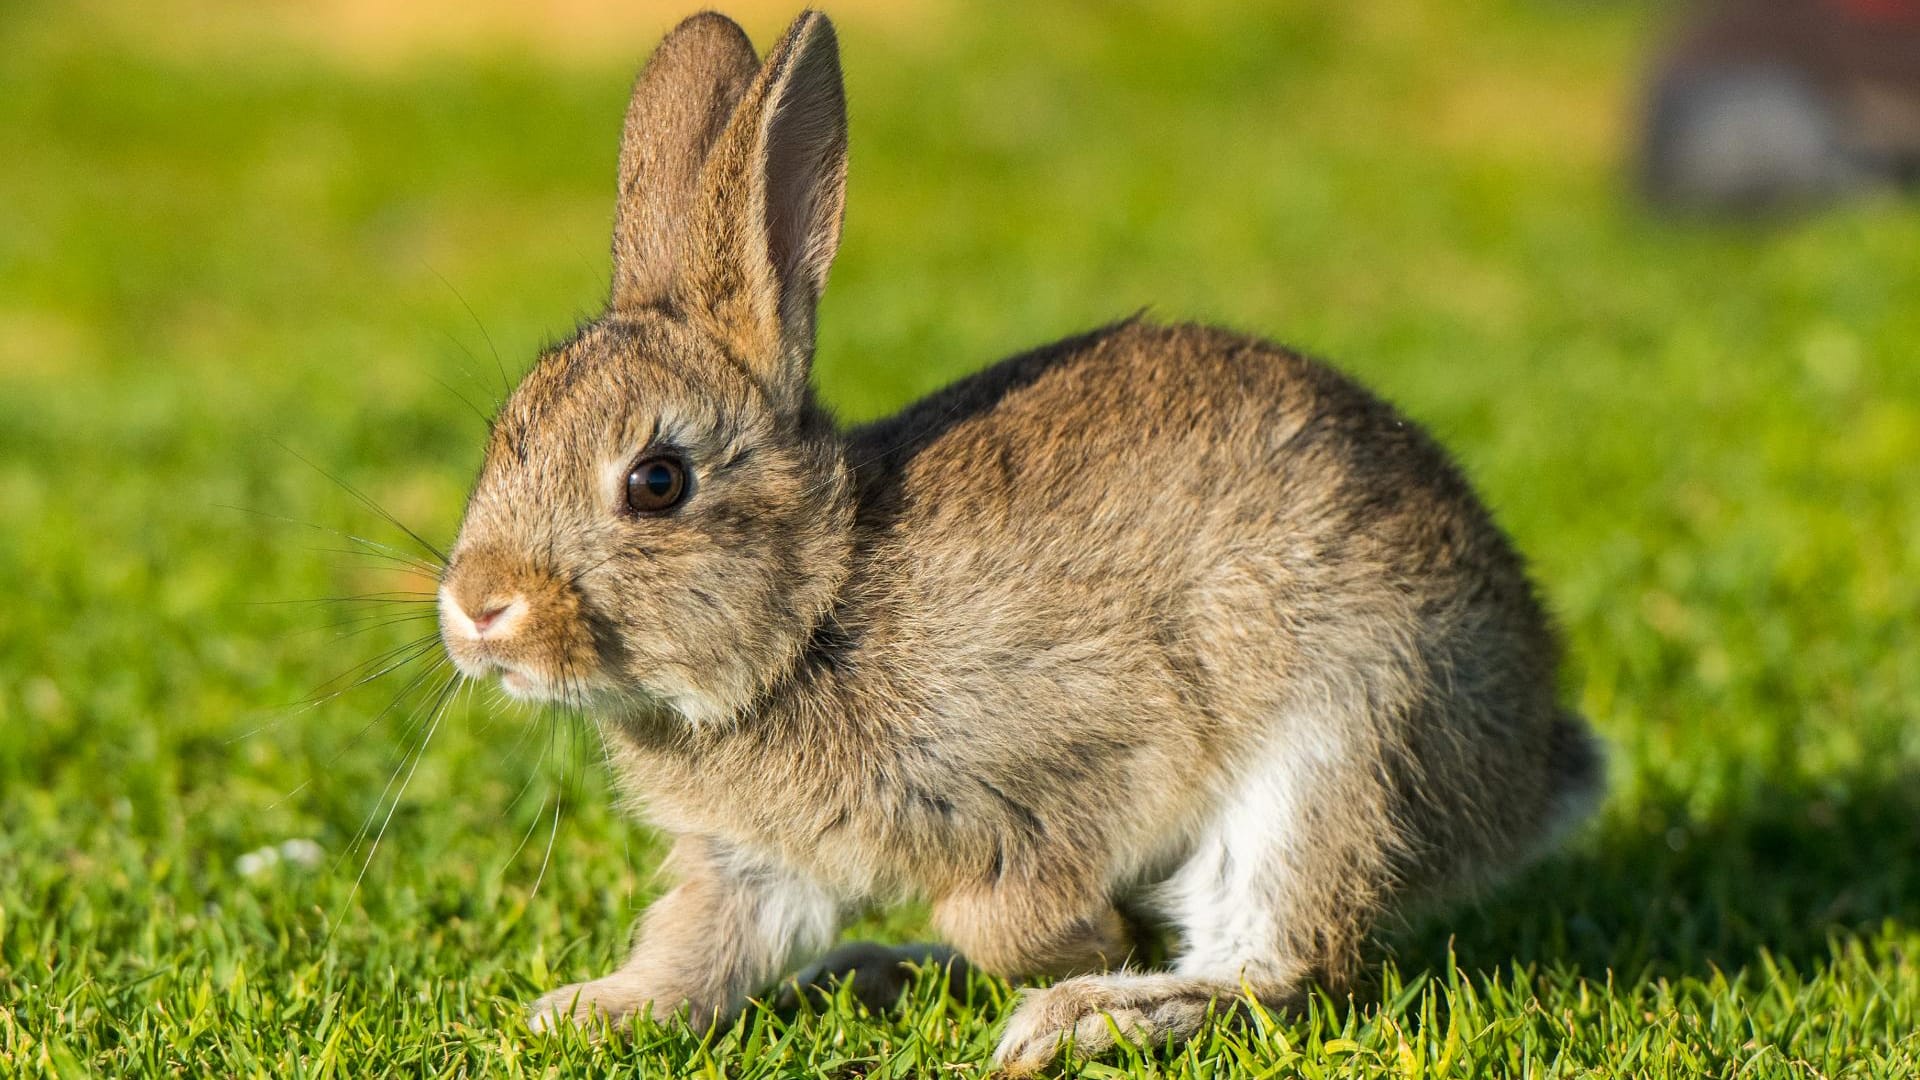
[843,319,1586,891]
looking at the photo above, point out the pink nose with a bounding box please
[469,602,512,634]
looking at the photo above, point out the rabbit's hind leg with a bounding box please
[991,737,1397,1072]
[988,878,1321,1075]
[992,970,1257,1075]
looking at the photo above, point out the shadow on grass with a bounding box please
[1392,771,1920,982]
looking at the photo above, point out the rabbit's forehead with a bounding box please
[489,321,758,466]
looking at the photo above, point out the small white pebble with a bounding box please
[278,838,325,868]
[235,848,279,878]
[235,837,326,878]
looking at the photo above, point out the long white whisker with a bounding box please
[501,788,548,878]
[331,672,459,939]
[270,657,452,813]
[219,504,445,576]
[227,635,441,745]
[331,665,455,875]
[529,789,563,901]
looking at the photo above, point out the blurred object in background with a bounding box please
[1641,0,1920,209]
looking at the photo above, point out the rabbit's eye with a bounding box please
[625,455,688,514]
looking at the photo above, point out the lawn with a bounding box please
[3,0,1919,1075]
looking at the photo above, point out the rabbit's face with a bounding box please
[438,2,854,727]
[437,312,852,727]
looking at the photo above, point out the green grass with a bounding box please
[4,0,1920,1075]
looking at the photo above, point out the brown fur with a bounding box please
[436,10,1603,1072]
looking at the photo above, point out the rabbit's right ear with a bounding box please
[610,13,760,311]
[675,11,848,405]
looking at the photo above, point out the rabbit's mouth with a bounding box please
[481,658,543,700]
[457,652,600,707]
[435,558,607,705]
[442,644,542,698]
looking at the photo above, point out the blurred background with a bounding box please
[2,0,1918,1072]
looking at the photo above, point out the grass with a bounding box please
[3,0,1919,1075]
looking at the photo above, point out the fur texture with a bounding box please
[436,10,1604,1073]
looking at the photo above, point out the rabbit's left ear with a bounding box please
[677,10,847,402]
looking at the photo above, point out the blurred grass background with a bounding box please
[2,0,1919,1075]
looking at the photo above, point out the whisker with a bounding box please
[436,325,501,408]
[248,593,437,608]
[318,658,452,816]
[317,564,443,585]
[502,787,548,877]
[301,609,440,642]
[457,673,480,733]
[567,708,592,804]
[374,657,454,733]
[529,789,563,902]
[220,503,445,576]
[498,693,548,765]
[467,677,500,735]
[431,373,494,428]
[567,550,623,590]
[309,548,445,576]
[271,439,450,566]
[266,656,450,808]
[502,740,546,819]
[429,266,512,399]
[499,691,569,881]
[227,634,441,744]
[314,603,438,627]
[296,634,445,707]
[336,537,443,576]
[329,669,460,939]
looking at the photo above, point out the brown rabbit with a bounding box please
[435,9,1603,1073]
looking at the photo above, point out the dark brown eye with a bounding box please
[625,455,687,513]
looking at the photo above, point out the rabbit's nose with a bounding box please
[469,599,519,634]
[443,590,527,640]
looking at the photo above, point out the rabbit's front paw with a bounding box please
[527,975,684,1034]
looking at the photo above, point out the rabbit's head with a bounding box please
[438,11,853,727]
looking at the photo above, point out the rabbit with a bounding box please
[434,9,1605,1074]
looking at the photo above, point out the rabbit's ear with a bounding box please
[610,12,760,311]
[678,10,847,401]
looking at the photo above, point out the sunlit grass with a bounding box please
[3,1,1918,1075]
